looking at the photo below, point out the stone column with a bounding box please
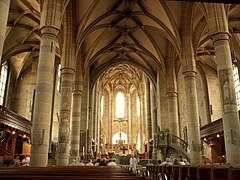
[91,86,97,152]
[96,91,101,154]
[182,71,201,164]
[108,92,113,151]
[156,71,163,161]
[0,0,10,63]
[95,89,100,154]
[166,45,179,136]
[181,3,201,164]
[57,2,76,165]
[146,79,152,141]
[30,0,62,167]
[88,106,93,153]
[70,45,83,162]
[211,33,240,165]
[80,75,89,156]
[150,85,158,161]
[93,86,100,153]
[57,68,74,166]
[207,3,240,165]
[139,85,146,154]
[70,89,82,162]
[130,93,136,153]
[146,79,152,159]
[127,93,131,152]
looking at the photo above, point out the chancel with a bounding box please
[1,0,240,179]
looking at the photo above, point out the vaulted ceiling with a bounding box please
[3,0,240,92]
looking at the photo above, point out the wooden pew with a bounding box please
[188,165,198,180]
[165,165,172,179]
[179,165,190,180]
[210,165,230,180]
[228,166,240,180]
[0,166,143,180]
[171,165,179,180]
[157,165,163,174]
[197,165,211,180]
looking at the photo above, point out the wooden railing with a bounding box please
[0,105,31,134]
[168,134,188,153]
[154,131,188,159]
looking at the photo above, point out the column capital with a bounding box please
[72,89,83,96]
[39,25,60,37]
[210,32,231,44]
[166,91,178,97]
[182,71,196,78]
[60,67,75,74]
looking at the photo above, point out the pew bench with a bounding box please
[197,165,211,180]
[0,175,143,180]
[0,166,143,180]
[228,166,240,180]
[179,165,189,180]
[211,165,230,180]
[188,165,198,180]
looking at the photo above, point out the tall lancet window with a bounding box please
[137,95,140,117]
[116,92,125,118]
[101,96,104,118]
[233,65,240,110]
[57,64,61,92]
[0,63,8,105]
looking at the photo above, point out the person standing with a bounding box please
[129,155,137,173]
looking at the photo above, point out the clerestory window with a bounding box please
[0,63,8,105]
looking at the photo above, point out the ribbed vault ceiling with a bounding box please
[2,0,240,90]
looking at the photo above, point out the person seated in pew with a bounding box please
[107,159,117,166]
[13,156,21,166]
[173,155,185,165]
[99,158,108,166]
[173,158,179,165]
[183,159,190,165]
[69,159,78,166]
[94,159,100,166]
[178,158,185,165]
[86,159,94,166]
[77,160,85,166]
[21,157,30,166]
[146,160,153,166]
[161,158,173,166]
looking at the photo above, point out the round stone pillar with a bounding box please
[70,89,82,162]
[182,71,201,164]
[211,33,240,165]
[57,68,74,166]
[30,27,60,167]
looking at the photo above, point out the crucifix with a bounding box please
[113,118,128,140]
[113,118,128,154]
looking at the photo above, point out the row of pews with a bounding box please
[146,164,240,180]
[0,166,146,180]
